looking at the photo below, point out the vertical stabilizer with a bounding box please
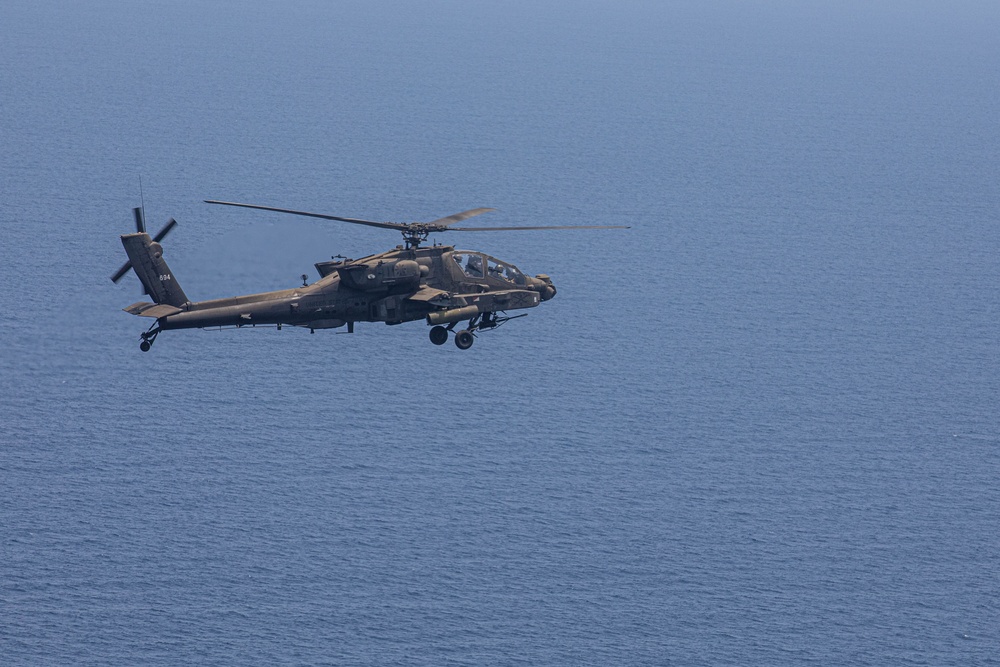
[120,233,189,307]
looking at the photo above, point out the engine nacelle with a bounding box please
[338,259,421,292]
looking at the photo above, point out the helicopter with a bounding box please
[111,200,628,351]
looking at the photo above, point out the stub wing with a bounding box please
[445,289,541,311]
[408,287,541,313]
[423,289,541,326]
[407,286,454,306]
[457,289,541,311]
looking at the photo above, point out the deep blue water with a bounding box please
[3,1,1000,664]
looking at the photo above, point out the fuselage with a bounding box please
[156,244,555,332]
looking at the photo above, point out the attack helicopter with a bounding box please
[111,200,628,351]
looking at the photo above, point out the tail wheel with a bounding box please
[429,326,449,345]
[454,330,474,350]
[139,326,160,352]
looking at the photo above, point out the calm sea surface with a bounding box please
[2,1,999,664]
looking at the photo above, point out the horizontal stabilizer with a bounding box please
[123,302,183,318]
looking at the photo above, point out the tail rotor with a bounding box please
[110,207,178,288]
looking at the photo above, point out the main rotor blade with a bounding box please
[427,208,496,227]
[450,224,631,231]
[204,200,406,231]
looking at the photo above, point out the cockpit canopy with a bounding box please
[450,252,526,286]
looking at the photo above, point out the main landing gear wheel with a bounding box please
[454,330,475,350]
[429,326,449,345]
[140,340,151,352]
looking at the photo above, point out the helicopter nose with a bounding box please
[531,274,557,301]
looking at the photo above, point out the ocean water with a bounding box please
[2,1,999,664]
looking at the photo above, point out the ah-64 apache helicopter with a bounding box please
[111,200,627,351]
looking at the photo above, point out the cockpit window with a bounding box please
[452,252,484,278]
[486,257,526,285]
[452,252,525,284]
